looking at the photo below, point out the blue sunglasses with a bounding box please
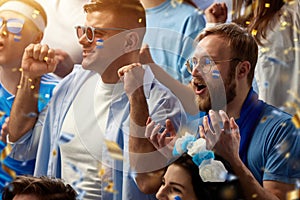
[0,18,25,34]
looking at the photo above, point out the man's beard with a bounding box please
[196,71,237,113]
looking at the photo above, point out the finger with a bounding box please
[221,2,228,16]
[230,117,239,135]
[46,49,57,72]
[38,44,49,61]
[33,44,43,60]
[150,126,159,146]
[152,134,160,149]
[219,110,230,134]
[146,117,152,126]
[46,48,56,62]
[202,115,211,133]
[199,125,206,138]
[165,119,176,137]
[117,63,138,77]
[24,44,35,58]
[209,110,222,135]
[117,67,125,78]
[157,132,167,147]
[202,117,215,149]
[145,120,155,138]
[152,123,162,137]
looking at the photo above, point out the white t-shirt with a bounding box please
[60,73,119,199]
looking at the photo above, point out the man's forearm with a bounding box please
[231,157,285,200]
[148,63,198,115]
[129,87,166,193]
[9,74,40,142]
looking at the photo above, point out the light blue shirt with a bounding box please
[22,65,186,200]
[0,74,58,191]
[143,0,206,84]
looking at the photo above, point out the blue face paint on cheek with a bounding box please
[211,69,221,79]
[174,196,182,200]
[13,33,22,42]
[96,39,104,49]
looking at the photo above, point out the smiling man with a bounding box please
[8,0,185,199]
[0,0,58,191]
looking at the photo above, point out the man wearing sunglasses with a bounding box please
[9,0,185,199]
[0,0,58,192]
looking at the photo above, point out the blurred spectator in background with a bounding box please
[36,0,87,78]
[232,0,300,114]
[141,0,206,85]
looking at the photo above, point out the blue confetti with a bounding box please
[67,162,86,199]
[59,132,74,144]
[158,126,166,134]
[25,112,37,118]
[263,81,269,88]
[267,57,288,67]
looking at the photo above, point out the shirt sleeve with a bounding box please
[263,118,300,184]
[8,106,47,161]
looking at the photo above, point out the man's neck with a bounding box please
[226,87,251,120]
[140,0,166,9]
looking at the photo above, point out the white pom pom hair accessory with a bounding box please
[173,132,228,182]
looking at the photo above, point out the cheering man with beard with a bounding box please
[131,23,300,200]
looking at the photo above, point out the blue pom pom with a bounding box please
[192,151,215,166]
[181,135,196,151]
[172,146,180,156]
[172,135,196,156]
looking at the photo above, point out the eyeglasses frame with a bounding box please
[75,25,128,43]
[0,17,25,35]
[186,56,242,74]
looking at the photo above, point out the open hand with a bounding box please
[200,110,240,163]
[145,117,177,159]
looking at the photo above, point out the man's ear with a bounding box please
[124,32,139,53]
[236,60,251,80]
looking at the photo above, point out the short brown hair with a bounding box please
[196,23,258,86]
[83,0,146,29]
[2,176,77,200]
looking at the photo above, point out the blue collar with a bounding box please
[236,88,265,165]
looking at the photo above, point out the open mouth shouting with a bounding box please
[192,79,207,95]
